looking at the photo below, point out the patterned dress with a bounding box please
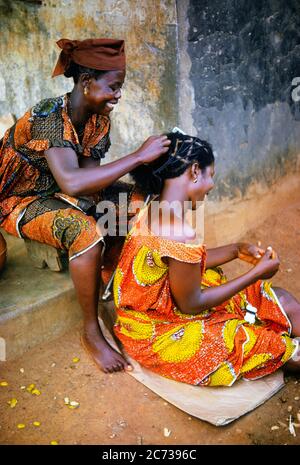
[0,94,111,259]
[113,206,298,386]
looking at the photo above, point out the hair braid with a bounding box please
[130,132,214,195]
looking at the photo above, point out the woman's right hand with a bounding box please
[253,247,280,280]
[135,135,171,164]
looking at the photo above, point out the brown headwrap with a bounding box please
[52,38,126,77]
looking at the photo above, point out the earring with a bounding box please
[193,178,198,183]
[83,87,88,96]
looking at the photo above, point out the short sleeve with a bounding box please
[13,96,111,163]
[11,110,32,149]
[12,96,78,156]
[29,97,78,152]
[158,237,205,264]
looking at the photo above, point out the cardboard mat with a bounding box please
[99,317,284,426]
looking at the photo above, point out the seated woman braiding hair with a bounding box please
[112,131,300,386]
[0,38,171,373]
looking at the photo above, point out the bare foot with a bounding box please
[81,332,132,374]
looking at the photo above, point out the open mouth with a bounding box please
[105,101,118,111]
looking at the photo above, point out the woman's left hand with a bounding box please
[237,242,266,265]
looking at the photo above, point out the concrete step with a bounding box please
[0,230,82,361]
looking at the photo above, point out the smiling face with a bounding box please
[82,69,125,116]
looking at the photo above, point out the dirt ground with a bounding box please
[0,199,300,445]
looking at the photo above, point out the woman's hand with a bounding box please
[135,135,171,164]
[237,242,266,265]
[253,247,280,280]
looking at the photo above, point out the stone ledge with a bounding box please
[0,231,82,361]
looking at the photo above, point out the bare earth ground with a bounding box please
[0,200,300,445]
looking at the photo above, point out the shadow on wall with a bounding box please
[184,0,300,202]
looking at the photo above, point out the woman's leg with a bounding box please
[273,287,300,337]
[273,286,300,372]
[69,243,131,373]
[18,199,131,373]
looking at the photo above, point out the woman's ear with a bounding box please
[190,162,200,180]
[79,73,91,89]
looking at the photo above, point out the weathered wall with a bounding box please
[1,0,299,244]
[177,0,300,243]
[0,0,177,156]
[178,0,300,201]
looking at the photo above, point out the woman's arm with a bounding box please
[78,156,100,169]
[205,244,239,268]
[205,242,266,268]
[45,135,170,197]
[168,248,280,315]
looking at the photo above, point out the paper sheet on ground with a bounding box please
[99,317,284,426]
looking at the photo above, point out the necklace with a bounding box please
[67,95,85,139]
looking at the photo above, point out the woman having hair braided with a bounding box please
[112,131,300,386]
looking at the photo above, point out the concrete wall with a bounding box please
[0,0,178,156]
[177,0,300,243]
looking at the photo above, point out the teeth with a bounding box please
[106,102,116,109]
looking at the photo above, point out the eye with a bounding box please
[110,83,122,92]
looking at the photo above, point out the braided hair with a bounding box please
[130,132,214,195]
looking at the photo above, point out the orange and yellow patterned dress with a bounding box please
[0,94,145,264]
[113,207,298,386]
[0,94,110,260]
[0,94,111,224]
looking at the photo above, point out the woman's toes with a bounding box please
[125,365,133,372]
